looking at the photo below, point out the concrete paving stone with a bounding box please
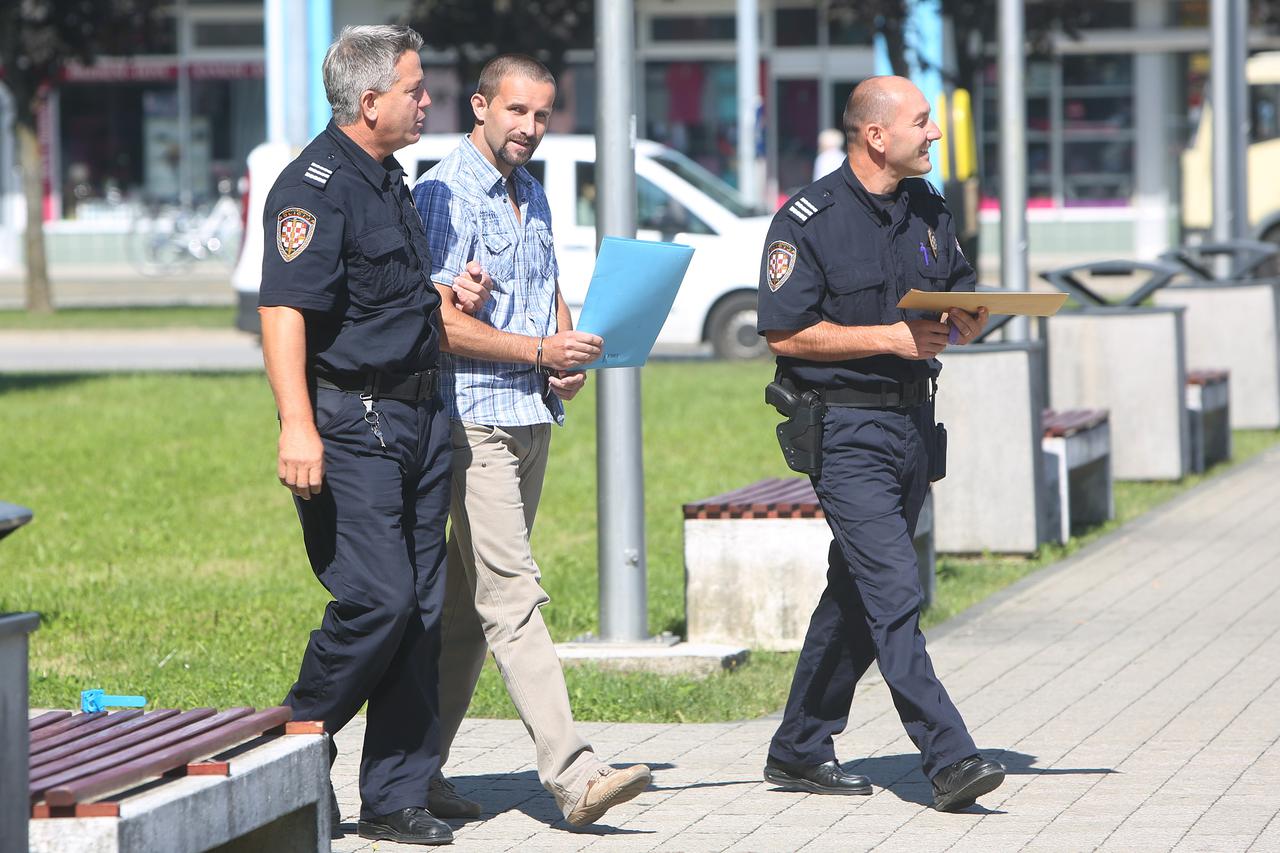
[1173,834,1263,852]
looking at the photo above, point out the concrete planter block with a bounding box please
[683,483,934,650]
[1,612,38,853]
[932,341,1051,554]
[1185,370,1232,473]
[1154,281,1280,429]
[1047,307,1190,481]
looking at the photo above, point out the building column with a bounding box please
[1133,0,1173,258]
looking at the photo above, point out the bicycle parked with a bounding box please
[129,180,244,276]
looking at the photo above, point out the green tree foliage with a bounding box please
[0,1,167,313]
[401,0,593,128]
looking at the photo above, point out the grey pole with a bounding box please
[594,0,649,642]
[998,0,1029,340]
[176,0,192,208]
[736,0,759,205]
[1211,0,1249,259]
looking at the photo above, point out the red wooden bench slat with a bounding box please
[29,710,144,757]
[43,705,293,807]
[30,709,184,772]
[1187,368,1229,385]
[28,711,72,733]
[29,712,107,743]
[683,477,823,519]
[29,708,249,799]
[1042,408,1109,438]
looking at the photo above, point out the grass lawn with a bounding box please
[2,366,1275,722]
[0,306,235,330]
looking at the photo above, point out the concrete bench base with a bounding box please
[1186,370,1232,473]
[1155,281,1280,429]
[28,732,328,853]
[1042,410,1114,544]
[1047,308,1190,481]
[684,482,934,651]
[932,341,1051,553]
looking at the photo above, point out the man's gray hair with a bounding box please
[323,25,424,126]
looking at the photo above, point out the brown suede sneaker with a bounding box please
[565,764,652,826]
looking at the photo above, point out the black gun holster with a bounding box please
[766,380,826,476]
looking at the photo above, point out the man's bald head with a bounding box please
[842,76,917,143]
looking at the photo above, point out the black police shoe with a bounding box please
[428,775,482,819]
[763,756,872,795]
[931,755,1006,812]
[357,807,453,845]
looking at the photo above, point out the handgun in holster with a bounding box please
[766,380,826,476]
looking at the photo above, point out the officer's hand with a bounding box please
[943,307,988,345]
[452,261,493,315]
[541,330,603,371]
[889,319,951,360]
[548,369,587,401]
[278,423,325,500]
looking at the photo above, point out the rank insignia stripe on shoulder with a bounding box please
[785,194,831,225]
[303,161,334,188]
[277,207,317,262]
[767,240,798,292]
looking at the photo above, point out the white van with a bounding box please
[233,134,773,359]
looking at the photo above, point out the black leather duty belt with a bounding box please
[814,378,933,409]
[314,369,438,402]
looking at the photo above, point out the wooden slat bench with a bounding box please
[1186,369,1232,473]
[1041,408,1114,544]
[26,706,329,852]
[683,477,936,650]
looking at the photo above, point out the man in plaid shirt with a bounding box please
[412,54,652,827]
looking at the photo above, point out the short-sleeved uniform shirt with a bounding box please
[756,161,975,390]
[258,120,441,377]
[412,136,562,427]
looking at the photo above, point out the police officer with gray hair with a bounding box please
[758,76,1005,812]
[259,24,488,846]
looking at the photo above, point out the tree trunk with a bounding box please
[16,111,52,314]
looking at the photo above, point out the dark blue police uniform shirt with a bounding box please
[258,120,441,377]
[756,160,975,389]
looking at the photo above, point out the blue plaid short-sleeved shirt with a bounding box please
[412,136,563,427]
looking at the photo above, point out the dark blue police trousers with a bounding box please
[284,387,451,819]
[769,403,977,780]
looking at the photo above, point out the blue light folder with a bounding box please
[574,237,695,369]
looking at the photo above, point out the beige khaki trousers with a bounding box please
[437,420,600,815]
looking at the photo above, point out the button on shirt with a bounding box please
[412,136,562,427]
[258,121,441,376]
[756,163,975,390]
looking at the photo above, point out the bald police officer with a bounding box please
[758,76,1006,812]
[258,25,488,846]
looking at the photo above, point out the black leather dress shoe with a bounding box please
[932,756,1006,812]
[763,757,872,795]
[428,775,482,819]
[357,807,453,845]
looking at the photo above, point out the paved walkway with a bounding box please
[328,444,1280,852]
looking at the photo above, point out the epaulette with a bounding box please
[785,192,833,226]
[303,160,338,189]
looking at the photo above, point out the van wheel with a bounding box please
[708,293,768,360]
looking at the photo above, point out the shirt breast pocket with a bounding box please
[533,224,556,280]
[353,223,413,302]
[478,214,515,285]
[826,264,888,324]
[915,245,950,290]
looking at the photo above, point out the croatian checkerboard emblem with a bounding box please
[767,240,797,291]
[276,207,316,262]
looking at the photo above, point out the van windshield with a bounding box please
[651,150,768,218]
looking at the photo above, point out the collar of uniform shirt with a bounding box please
[324,119,402,190]
[458,134,535,200]
[840,162,911,228]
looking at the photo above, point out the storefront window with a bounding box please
[1251,84,1280,143]
[775,9,818,47]
[643,61,738,187]
[827,9,873,46]
[650,16,735,41]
